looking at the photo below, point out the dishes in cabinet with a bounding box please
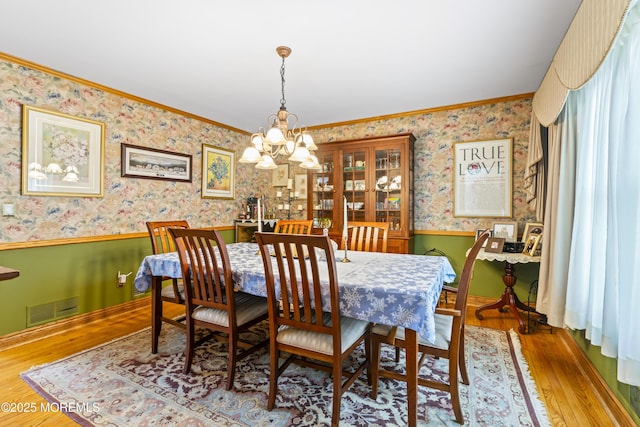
[375,175,388,190]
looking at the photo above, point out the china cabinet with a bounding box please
[308,133,415,253]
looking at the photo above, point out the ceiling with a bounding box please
[1,1,581,133]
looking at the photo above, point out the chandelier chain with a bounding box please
[280,55,287,109]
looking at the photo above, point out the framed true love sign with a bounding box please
[453,138,512,217]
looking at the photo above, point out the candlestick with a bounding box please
[257,199,262,232]
[343,196,348,240]
[287,179,293,189]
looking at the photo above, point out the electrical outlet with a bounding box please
[117,271,132,287]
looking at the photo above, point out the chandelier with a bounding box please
[239,46,320,170]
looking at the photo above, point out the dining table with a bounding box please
[134,241,456,427]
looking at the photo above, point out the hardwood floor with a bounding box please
[0,297,634,426]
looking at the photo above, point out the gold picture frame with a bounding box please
[201,143,235,199]
[522,222,544,243]
[523,234,542,256]
[21,105,105,197]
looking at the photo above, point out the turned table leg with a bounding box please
[475,261,535,333]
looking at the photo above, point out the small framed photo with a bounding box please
[492,221,518,243]
[522,222,544,243]
[475,228,493,247]
[485,237,505,253]
[21,105,105,197]
[121,143,192,182]
[523,234,542,256]
[272,164,289,187]
[295,174,307,199]
[345,180,353,191]
[202,143,235,199]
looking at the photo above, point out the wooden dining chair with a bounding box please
[255,232,371,427]
[370,229,490,425]
[146,220,190,347]
[169,228,269,390]
[273,219,313,234]
[345,221,389,253]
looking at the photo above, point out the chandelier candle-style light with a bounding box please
[239,46,320,170]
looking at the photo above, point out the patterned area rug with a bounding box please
[21,323,549,426]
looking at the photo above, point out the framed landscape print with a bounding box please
[453,138,512,217]
[201,144,235,199]
[21,105,105,197]
[121,144,192,182]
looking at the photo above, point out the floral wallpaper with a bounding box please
[0,57,535,243]
[0,59,269,242]
[315,100,537,233]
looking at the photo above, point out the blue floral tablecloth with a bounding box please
[134,242,455,344]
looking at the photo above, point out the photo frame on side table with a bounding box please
[202,143,235,199]
[485,237,505,253]
[475,228,493,247]
[492,221,518,243]
[523,234,542,256]
[21,105,105,197]
[272,164,289,187]
[453,138,512,217]
[522,222,544,243]
[121,143,192,182]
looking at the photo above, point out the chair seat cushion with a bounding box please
[192,292,268,327]
[277,313,369,355]
[161,283,184,300]
[372,313,453,350]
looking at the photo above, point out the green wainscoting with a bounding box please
[569,329,640,425]
[0,231,534,336]
[0,229,235,336]
[414,234,541,302]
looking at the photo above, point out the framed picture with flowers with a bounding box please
[21,105,105,197]
[201,143,235,199]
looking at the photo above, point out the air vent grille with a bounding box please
[26,297,79,327]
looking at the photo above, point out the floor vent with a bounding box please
[26,297,79,327]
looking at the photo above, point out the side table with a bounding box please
[472,248,541,333]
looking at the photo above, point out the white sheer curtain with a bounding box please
[560,1,640,386]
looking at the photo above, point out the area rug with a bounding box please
[21,323,549,426]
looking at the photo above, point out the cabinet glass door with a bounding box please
[375,147,402,231]
[342,148,367,225]
[310,151,336,231]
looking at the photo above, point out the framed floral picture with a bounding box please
[295,174,308,199]
[201,143,235,199]
[272,164,289,187]
[21,105,105,197]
